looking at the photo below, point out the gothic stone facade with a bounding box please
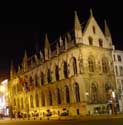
[8,10,116,117]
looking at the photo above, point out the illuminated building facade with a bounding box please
[0,79,9,116]
[8,10,116,117]
[113,49,123,112]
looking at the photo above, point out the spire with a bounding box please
[56,42,59,55]
[74,11,82,31]
[64,37,68,50]
[104,20,112,45]
[39,50,44,62]
[104,20,111,37]
[10,60,14,80]
[74,11,83,44]
[23,50,28,72]
[44,34,51,60]
[90,8,93,17]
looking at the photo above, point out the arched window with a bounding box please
[55,65,59,81]
[13,98,16,106]
[47,69,51,83]
[57,88,61,104]
[29,76,33,86]
[99,38,103,47]
[64,61,68,78]
[88,36,93,45]
[72,57,77,75]
[17,98,20,109]
[74,83,80,102]
[35,74,38,87]
[41,92,45,106]
[30,95,34,108]
[41,72,44,85]
[102,57,108,73]
[65,85,70,103]
[48,91,52,105]
[88,56,95,72]
[35,94,39,107]
[91,83,98,103]
[21,98,23,109]
[105,83,111,100]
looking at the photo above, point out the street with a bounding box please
[0,116,123,125]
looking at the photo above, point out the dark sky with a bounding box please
[0,0,123,79]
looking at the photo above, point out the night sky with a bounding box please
[0,0,123,79]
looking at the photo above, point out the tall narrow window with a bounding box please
[99,38,103,47]
[41,92,45,106]
[64,61,68,78]
[35,94,39,107]
[91,83,98,103]
[29,76,33,86]
[88,56,95,72]
[92,26,96,34]
[47,69,51,83]
[30,95,34,108]
[72,57,77,74]
[74,83,80,102]
[102,57,108,73]
[55,65,59,81]
[88,36,93,45]
[21,98,23,109]
[48,91,52,106]
[35,74,38,87]
[57,88,61,104]
[65,85,70,103]
[41,72,44,85]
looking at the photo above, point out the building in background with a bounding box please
[0,79,9,116]
[8,10,116,118]
[113,49,123,112]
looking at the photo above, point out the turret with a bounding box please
[74,11,83,44]
[22,50,28,72]
[104,20,112,45]
[44,34,51,60]
[10,60,15,80]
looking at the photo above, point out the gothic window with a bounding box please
[55,65,59,81]
[91,83,98,103]
[115,66,118,76]
[63,61,68,78]
[57,88,61,104]
[47,69,51,83]
[30,95,34,108]
[13,98,16,106]
[102,57,109,73]
[74,83,80,102]
[21,98,23,109]
[35,94,39,107]
[17,98,20,109]
[99,38,103,47]
[29,76,33,86]
[88,56,95,72]
[35,74,38,87]
[88,36,93,45]
[41,72,44,85]
[65,85,70,103]
[105,83,111,100]
[92,26,96,34]
[72,57,77,75]
[48,90,52,106]
[41,92,45,106]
